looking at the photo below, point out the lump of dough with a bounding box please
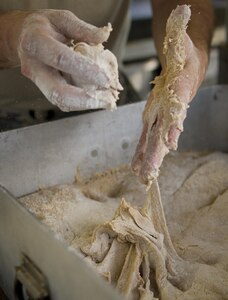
[81,183,195,300]
[69,40,123,111]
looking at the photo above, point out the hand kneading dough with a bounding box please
[19,151,228,300]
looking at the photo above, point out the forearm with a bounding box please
[0,11,30,68]
[151,0,214,70]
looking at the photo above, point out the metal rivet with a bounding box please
[122,141,129,150]
[91,149,98,157]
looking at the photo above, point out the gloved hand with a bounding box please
[132,5,208,186]
[13,10,115,111]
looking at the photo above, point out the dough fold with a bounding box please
[81,181,195,300]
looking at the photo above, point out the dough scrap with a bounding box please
[67,30,123,111]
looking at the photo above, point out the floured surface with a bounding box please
[19,151,228,299]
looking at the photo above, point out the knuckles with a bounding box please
[20,63,32,78]
[19,14,52,56]
[57,10,77,20]
[57,104,70,112]
[48,9,78,26]
[20,31,37,56]
[47,87,70,112]
[54,51,70,69]
[48,88,64,107]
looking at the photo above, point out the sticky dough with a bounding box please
[19,151,228,300]
[68,37,123,111]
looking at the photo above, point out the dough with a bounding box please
[19,151,228,300]
[66,27,123,111]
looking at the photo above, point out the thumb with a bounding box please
[47,10,112,44]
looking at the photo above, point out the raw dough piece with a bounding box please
[81,181,195,300]
[67,27,123,111]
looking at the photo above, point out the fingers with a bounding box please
[18,12,121,112]
[167,5,191,32]
[133,97,187,184]
[19,31,110,88]
[101,49,123,90]
[164,5,191,71]
[21,56,115,111]
[139,120,169,185]
[167,125,181,150]
[46,10,112,44]
[131,123,148,176]
[132,106,167,185]
[70,43,122,91]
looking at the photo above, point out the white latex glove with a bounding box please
[16,10,116,111]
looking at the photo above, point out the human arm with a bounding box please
[132,1,214,185]
[0,10,120,111]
